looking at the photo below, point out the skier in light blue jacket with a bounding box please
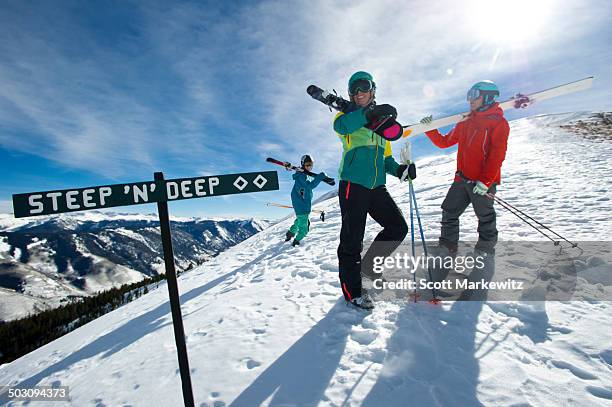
[285,155,327,246]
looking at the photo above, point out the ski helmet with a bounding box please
[300,154,313,168]
[467,80,499,106]
[348,71,376,96]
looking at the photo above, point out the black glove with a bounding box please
[396,163,416,181]
[365,104,397,124]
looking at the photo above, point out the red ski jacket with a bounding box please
[425,103,510,187]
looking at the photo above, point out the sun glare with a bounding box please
[469,0,553,47]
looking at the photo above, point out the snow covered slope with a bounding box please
[0,213,269,321]
[1,112,611,406]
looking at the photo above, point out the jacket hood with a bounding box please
[472,102,504,118]
[293,172,306,180]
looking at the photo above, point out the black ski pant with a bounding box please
[439,181,497,253]
[337,181,408,301]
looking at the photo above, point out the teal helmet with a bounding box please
[348,71,376,96]
[467,80,500,106]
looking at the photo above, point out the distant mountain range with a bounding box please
[0,212,269,321]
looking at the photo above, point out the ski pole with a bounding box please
[409,179,417,302]
[492,194,577,246]
[486,194,558,244]
[409,179,439,302]
[487,193,578,248]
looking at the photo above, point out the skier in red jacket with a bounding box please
[422,80,510,254]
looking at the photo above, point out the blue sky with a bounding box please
[1,0,611,219]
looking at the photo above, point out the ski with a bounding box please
[266,202,326,221]
[266,157,336,186]
[266,202,324,214]
[307,85,350,112]
[307,85,404,141]
[402,76,594,138]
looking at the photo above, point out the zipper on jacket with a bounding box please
[372,140,379,189]
[467,128,478,146]
[348,150,357,167]
[482,129,489,159]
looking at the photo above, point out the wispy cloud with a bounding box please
[0,1,229,179]
[202,0,612,171]
[0,0,610,217]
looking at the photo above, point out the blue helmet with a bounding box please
[467,80,500,106]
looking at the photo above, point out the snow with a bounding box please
[0,211,254,233]
[23,239,57,277]
[0,288,42,321]
[73,252,146,294]
[1,112,611,406]
[110,228,152,248]
[0,236,10,259]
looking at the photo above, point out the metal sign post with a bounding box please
[12,170,279,407]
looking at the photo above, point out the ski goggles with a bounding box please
[467,87,481,101]
[349,79,374,96]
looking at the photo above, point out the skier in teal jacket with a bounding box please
[285,155,327,246]
[333,71,415,310]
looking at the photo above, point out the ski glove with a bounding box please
[365,104,397,124]
[400,142,412,165]
[397,163,417,181]
[420,115,433,124]
[473,181,488,195]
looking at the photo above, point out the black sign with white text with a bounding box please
[12,171,279,218]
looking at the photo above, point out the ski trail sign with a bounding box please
[12,171,278,218]
[11,170,278,407]
[402,76,594,138]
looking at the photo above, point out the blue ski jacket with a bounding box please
[291,171,326,215]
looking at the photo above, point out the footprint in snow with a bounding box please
[548,325,573,335]
[599,349,612,366]
[218,286,237,294]
[199,401,226,407]
[586,386,612,401]
[239,358,262,370]
[297,269,317,279]
[350,328,378,345]
[250,275,265,283]
[507,259,534,268]
[550,360,598,380]
[317,261,337,273]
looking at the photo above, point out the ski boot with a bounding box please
[473,246,495,259]
[348,291,374,310]
[292,239,300,247]
[285,231,295,242]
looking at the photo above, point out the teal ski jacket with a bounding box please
[291,172,326,215]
